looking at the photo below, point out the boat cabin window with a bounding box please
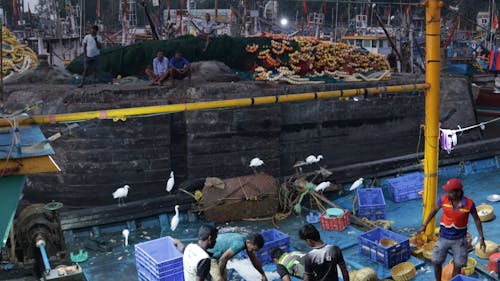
[356,40,362,46]
[372,40,377,48]
[362,40,371,48]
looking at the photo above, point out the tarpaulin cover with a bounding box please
[202,173,279,223]
[67,35,272,76]
[0,175,26,249]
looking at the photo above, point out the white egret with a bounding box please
[170,205,180,231]
[112,185,130,206]
[350,178,364,191]
[315,181,331,192]
[305,155,323,164]
[166,171,175,192]
[249,157,264,173]
[122,229,130,247]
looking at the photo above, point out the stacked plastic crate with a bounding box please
[135,236,184,281]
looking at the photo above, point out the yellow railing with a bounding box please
[0,83,428,126]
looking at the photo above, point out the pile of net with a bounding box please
[2,27,38,77]
[67,34,390,82]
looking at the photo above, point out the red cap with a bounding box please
[442,178,463,192]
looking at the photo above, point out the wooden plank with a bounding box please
[0,156,60,175]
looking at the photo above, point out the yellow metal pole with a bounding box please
[0,84,428,126]
[422,0,442,236]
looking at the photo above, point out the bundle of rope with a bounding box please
[2,27,38,77]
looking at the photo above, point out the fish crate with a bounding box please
[319,209,350,231]
[240,229,290,264]
[135,236,184,281]
[387,173,424,203]
[356,188,386,220]
[450,275,481,281]
[358,227,410,268]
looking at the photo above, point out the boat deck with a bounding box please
[71,157,500,281]
[2,158,498,281]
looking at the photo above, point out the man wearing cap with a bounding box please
[419,178,486,281]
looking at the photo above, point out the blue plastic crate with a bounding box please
[240,229,291,264]
[135,236,183,280]
[357,188,386,220]
[137,264,184,281]
[135,255,182,278]
[387,173,424,202]
[358,227,410,268]
[450,274,481,281]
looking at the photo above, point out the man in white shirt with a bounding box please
[78,25,103,88]
[182,224,218,281]
[198,13,217,51]
[145,50,170,85]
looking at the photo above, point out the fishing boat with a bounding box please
[2,1,500,281]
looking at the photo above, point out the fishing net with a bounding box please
[67,35,390,81]
[1,27,38,76]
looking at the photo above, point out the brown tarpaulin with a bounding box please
[202,173,279,223]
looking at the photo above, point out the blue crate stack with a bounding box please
[387,173,424,202]
[450,274,481,281]
[240,229,291,264]
[358,227,410,268]
[135,236,184,281]
[357,188,386,220]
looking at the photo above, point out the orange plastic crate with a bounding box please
[320,209,350,231]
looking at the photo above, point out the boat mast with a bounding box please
[422,0,441,237]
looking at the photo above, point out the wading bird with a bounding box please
[166,171,175,192]
[350,178,364,191]
[112,185,130,206]
[170,205,180,231]
[122,229,129,247]
[249,157,264,173]
[315,181,331,192]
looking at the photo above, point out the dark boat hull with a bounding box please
[475,88,500,116]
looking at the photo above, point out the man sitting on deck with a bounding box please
[419,178,486,281]
[299,223,350,281]
[207,232,268,281]
[198,13,218,52]
[168,50,191,86]
[270,247,305,281]
[145,50,170,85]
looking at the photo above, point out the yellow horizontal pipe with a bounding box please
[0,83,428,126]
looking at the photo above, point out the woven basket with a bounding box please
[391,262,416,281]
[476,204,495,222]
[475,240,499,259]
[449,257,477,276]
[380,238,398,247]
[423,241,436,260]
[349,267,378,281]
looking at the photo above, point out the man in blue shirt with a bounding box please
[146,50,170,85]
[207,232,268,281]
[168,50,191,85]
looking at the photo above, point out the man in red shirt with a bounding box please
[419,178,486,281]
